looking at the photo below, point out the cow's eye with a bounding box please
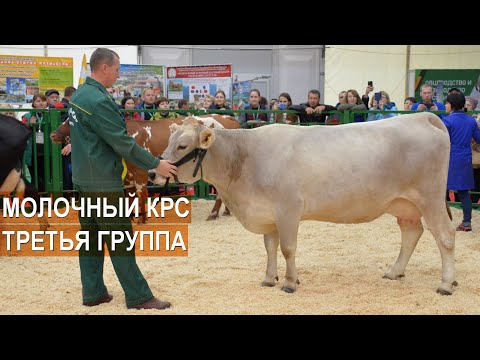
[177,145,187,151]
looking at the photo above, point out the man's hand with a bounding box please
[314,105,325,114]
[156,160,177,179]
[61,143,71,156]
[430,104,438,111]
[417,104,427,111]
[306,107,315,114]
[365,85,374,96]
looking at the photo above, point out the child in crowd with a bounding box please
[154,97,181,119]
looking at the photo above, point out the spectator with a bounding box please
[404,97,416,111]
[290,89,336,124]
[337,89,367,122]
[106,87,122,109]
[201,95,215,111]
[177,99,190,116]
[336,91,347,108]
[259,96,268,108]
[133,96,142,107]
[443,92,480,231]
[45,89,60,107]
[208,90,234,116]
[465,96,479,120]
[154,97,181,120]
[271,92,298,124]
[411,84,446,119]
[121,96,142,121]
[240,89,269,128]
[135,88,157,120]
[361,83,374,109]
[59,86,76,196]
[366,91,398,121]
[21,93,48,192]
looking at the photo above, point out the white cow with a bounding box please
[149,113,456,295]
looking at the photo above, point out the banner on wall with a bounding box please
[414,69,480,107]
[166,64,232,105]
[79,64,165,100]
[232,80,252,111]
[0,55,73,104]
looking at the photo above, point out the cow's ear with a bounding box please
[199,128,215,149]
[170,123,181,133]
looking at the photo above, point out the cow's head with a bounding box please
[50,119,69,144]
[149,117,215,185]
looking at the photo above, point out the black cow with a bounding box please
[0,114,48,230]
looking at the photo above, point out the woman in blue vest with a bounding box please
[443,92,480,231]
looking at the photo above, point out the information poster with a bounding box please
[166,64,232,104]
[0,55,73,104]
[80,63,165,100]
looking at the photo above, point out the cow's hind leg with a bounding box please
[277,216,301,293]
[262,229,279,287]
[422,201,456,295]
[384,217,423,280]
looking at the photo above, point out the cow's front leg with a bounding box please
[262,230,279,287]
[206,199,222,221]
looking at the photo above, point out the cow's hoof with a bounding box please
[222,210,231,216]
[262,276,279,287]
[436,287,453,296]
[281,286,296,293]
[206,212,218,221]
[382,272,405,280]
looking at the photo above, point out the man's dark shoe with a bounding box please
[128,297,171,310]
[83,293,113,307]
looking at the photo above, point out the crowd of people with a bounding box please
[6,79,480,233]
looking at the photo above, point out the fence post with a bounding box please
[49,109,63,199]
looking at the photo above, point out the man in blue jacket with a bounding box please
[411,84,446,119]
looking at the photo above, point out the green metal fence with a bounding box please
[2,107,480,207]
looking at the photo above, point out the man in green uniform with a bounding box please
[69,47,177,310]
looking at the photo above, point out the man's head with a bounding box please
[45,89,60,106]
[307,90,321,108]
[64,86,76,99]
[420,84,434,103]
[89,48,120,88]
[142,89,156,106]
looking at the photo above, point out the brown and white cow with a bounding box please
[50,114,240,223]
[149,113,456,295]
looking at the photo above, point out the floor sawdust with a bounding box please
[1,199,479,315]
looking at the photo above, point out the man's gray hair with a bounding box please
[90,48,119,72]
